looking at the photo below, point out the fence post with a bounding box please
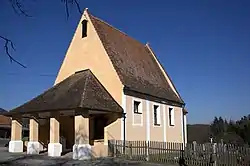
[213,143,217,166]
[129,143,132,159]
[146,141,150,161]
[210,143,217,166]
[179,143,186,166]
[193,141,197,158]
[114,140,117,157]
[202,144,205,152]
[108,140,113,157]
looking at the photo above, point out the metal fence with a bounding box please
[108,140,250,166]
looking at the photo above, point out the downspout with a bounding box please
[182,110,186,146]
[122,112,126,154]
[180,105,187,165]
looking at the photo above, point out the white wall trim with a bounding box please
[121,92,126,140]
[152,102,161,128]
[184,114,187,144]
[132,97,143,126]
[181,108,184,144]
[146,100,150,142]
[163,105,167,142]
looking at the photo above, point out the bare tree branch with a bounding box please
[2,0,82,68]
[0,36,26,68]
[8,0,32,17]
[61,0,82,19]
[64,0,69,19]
[73,0,82,15]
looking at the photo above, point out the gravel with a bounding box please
[0,148,174,166]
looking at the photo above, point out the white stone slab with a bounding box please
[27,141,40,154]
[9,140,23,153]
[73,144,92,160]
[48,143,62,157]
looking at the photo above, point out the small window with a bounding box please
[81,19,88,38]
[134,101,142,114]
[153,105,160,126]
[169,107,175,126]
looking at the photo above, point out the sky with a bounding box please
[0,0,249,124]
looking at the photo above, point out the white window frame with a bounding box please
[132,97,143,126]
[168,106,175,126]
[152,103,161,127]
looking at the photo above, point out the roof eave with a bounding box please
[123,86,185,107]
[6,105,123,117]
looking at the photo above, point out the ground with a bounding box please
[0,148,175,166]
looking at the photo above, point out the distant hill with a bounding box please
[187,124,212,143]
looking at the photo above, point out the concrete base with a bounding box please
[48,143,62,157]
[27,141,40,154]
[73,144,92,160]
[9,140,23,153]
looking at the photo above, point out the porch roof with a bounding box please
[4,69,123,116]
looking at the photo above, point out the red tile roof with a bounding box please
[88,12,184,105]
[7,70,123,114]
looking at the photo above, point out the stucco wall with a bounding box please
[125,94,184,143]
[54,11,123,142]
[164,105,183,143]
[52,9,184,144]
[149,103,164,142]
[125,95,147,141]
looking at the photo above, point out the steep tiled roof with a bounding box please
[7,69,123,114]
[88,12,184,104]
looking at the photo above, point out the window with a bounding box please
[169,107,175,126]
[132,99,143,126]
[133,101,142,114]
[81,19,88,38]
[153,105,160,126]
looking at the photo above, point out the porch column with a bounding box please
[48,117,62,157]
[9,117,23,153]
[104,127,108,145]
[27,118,40,154]
[73,115,91,160]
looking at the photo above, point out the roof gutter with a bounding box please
[123,86,185,107]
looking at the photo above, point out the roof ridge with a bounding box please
[89,13,146,47]
[80,70,90,107]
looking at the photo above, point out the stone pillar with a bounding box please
[9,118,23,153]
[48,117,62,157]
[73,115,91,160]
[27,118,40,154]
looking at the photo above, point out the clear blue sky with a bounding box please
[0,0,249,124]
